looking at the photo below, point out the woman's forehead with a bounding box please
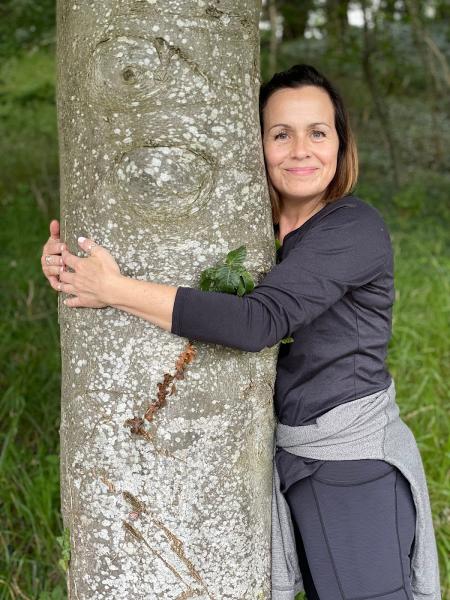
[263,86,335,127]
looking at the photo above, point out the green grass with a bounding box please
[0,48,65,599]
[387,215,450,589]
[1,48,449,600]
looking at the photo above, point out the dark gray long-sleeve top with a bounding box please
[171,195,394,486]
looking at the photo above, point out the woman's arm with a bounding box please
[60,236,284,351]
[61,203,391,353]
[107,275,177,332]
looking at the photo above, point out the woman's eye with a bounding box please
[274,130,326,141]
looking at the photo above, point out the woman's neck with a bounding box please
[276,196,327,244]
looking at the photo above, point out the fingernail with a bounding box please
[78,236,86,244]
[63,299,68,305]
[60,244,65,252]
[60,266,64,272]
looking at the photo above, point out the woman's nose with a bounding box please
[290,135,311,159]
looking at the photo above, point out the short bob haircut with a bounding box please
[259,64,358,225]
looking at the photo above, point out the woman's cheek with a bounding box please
[320,146,338,176]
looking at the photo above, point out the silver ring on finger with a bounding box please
[45,255,52,265]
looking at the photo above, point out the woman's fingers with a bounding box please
[61,249,81,270]
[55,280,76,295]
[47,274,62,291]
[42,264,64,290]
[46,274,70,292]
[59,268,76,283]
[49,219,60,239]
[43,220,65,256]
[41,220,67,291]
[41,241,65,289]
[43,264,64,277]
[41,252,64,267]
[42,240,66,257]
[48,276,67,292]
[41,240,67,281]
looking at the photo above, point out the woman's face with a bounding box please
[262,85,340,205]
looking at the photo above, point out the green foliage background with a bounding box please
[0,1,448,598]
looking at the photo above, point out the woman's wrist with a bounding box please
[104,273,129,308]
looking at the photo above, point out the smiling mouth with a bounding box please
[286,168,318,175]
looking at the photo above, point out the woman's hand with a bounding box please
[60,237,122,309]
[41,219,67,290]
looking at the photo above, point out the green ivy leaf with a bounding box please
[199,246,255,296]
[238,270,255,296]
[225,245,247,267]
[214,264,244,293]
[199,267,217,292]
[275,238,282,251]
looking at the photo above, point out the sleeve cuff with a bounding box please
[171,286,190,336]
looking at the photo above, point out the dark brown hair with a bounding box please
[259,64,358,224]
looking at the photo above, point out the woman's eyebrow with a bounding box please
[269,123,292,131]
[269,121,331,131]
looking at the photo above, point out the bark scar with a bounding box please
[122,491,215,598]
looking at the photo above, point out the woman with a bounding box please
[41,65,440,599]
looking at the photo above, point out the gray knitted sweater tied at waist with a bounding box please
[271,379,441,600]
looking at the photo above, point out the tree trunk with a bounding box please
[325,0,349,47]
[278,0,313,41]
[360,0,400,189]
[404,0,446,163]
[56,1,278,598]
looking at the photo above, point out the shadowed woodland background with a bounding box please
[0,0,449,598]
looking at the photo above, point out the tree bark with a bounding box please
[56,1,277,598]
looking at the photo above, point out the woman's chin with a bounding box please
[278,187,327,203]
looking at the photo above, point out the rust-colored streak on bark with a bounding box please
[144,340,197,422]
[124,340,197,439]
